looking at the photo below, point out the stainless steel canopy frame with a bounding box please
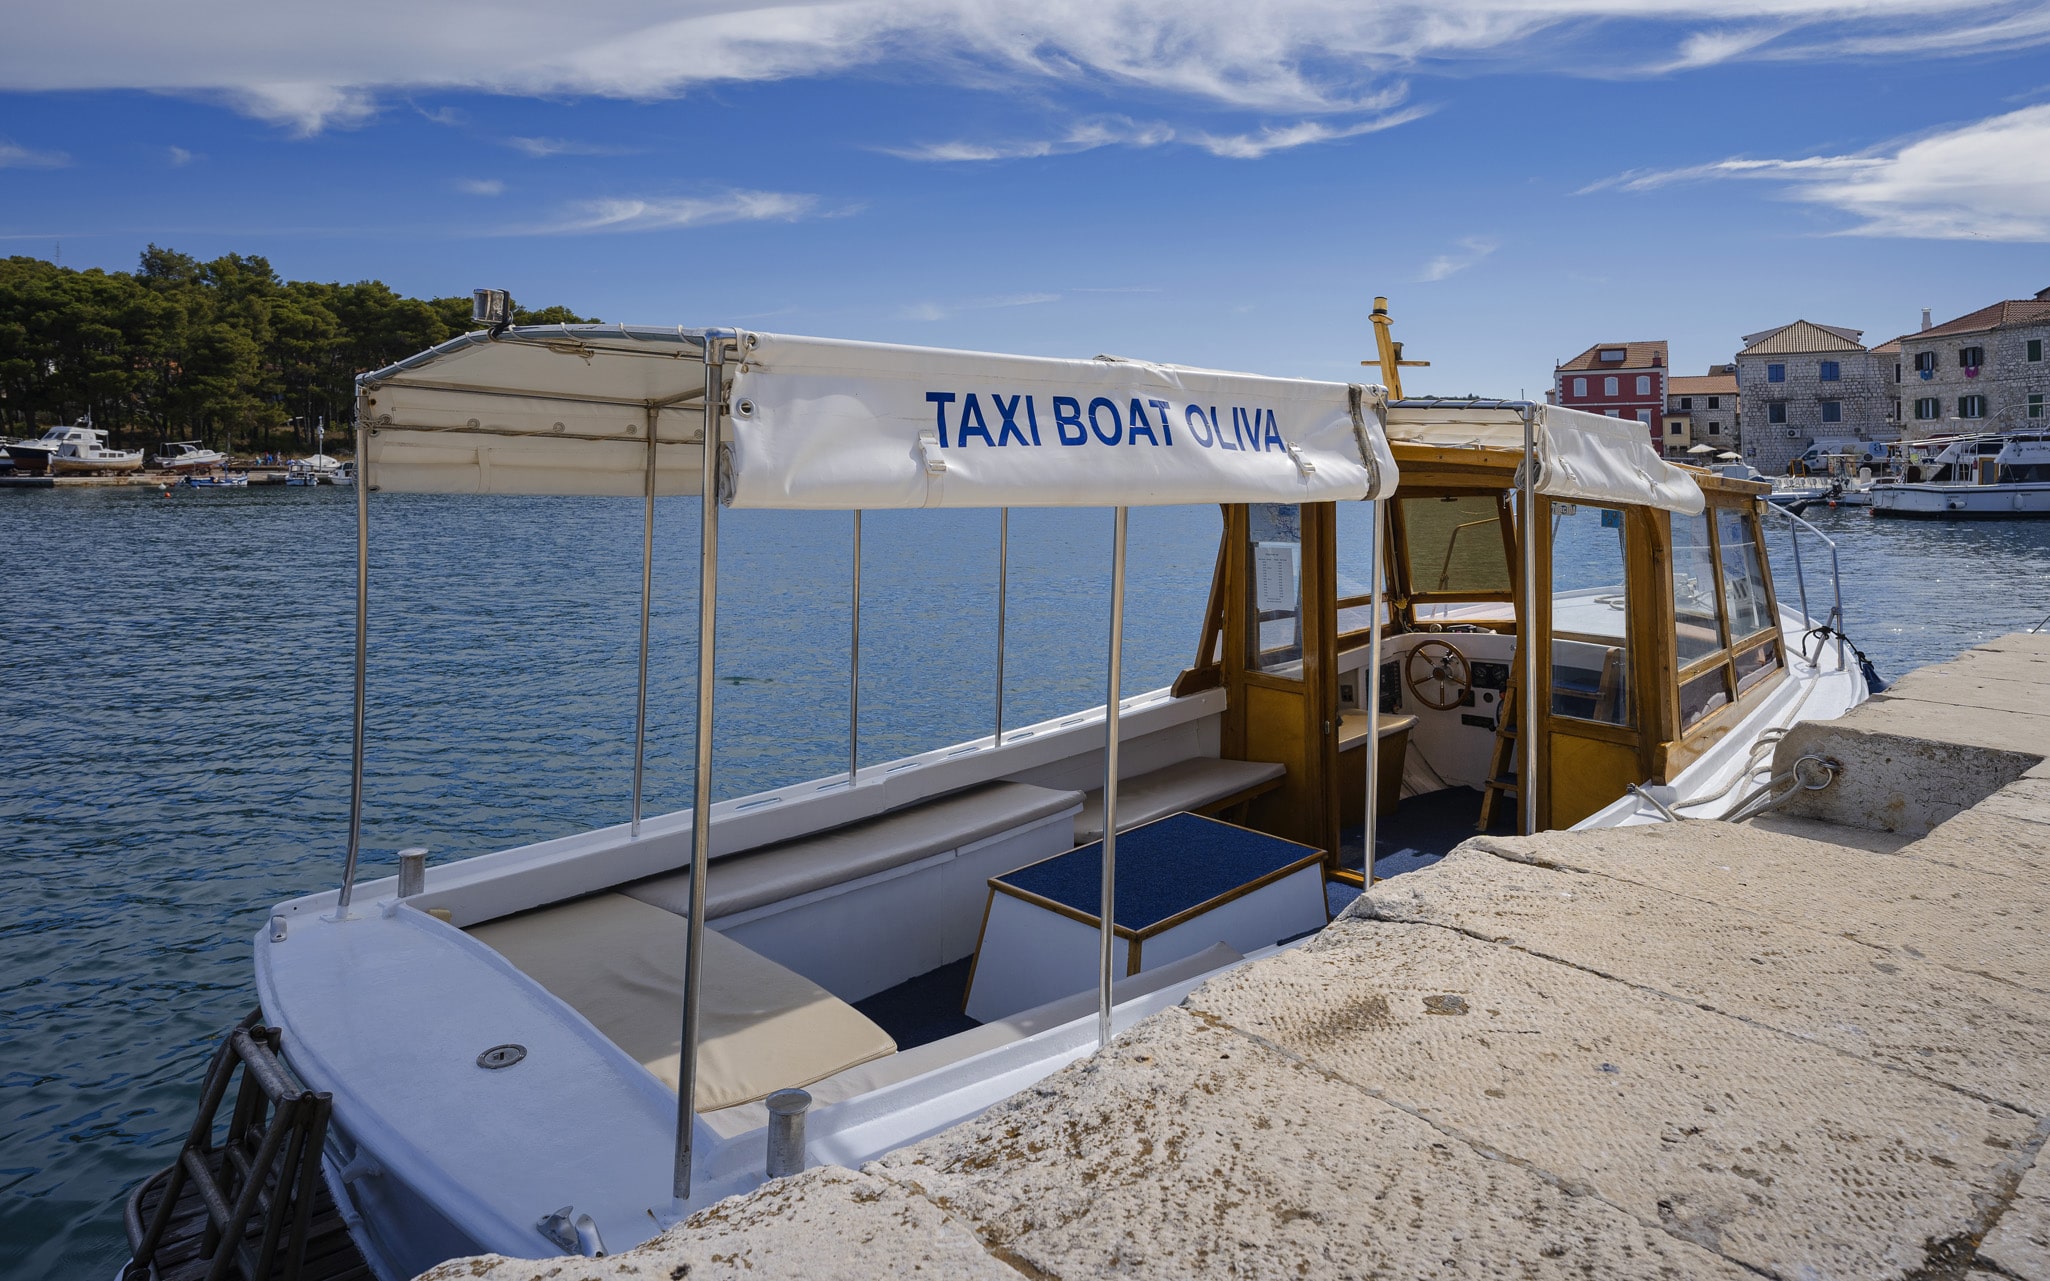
[1363,498,1385,887]
[336,423,370,916]
[1098,507,1128,1051]
[632,403,658,839]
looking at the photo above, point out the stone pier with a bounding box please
[424,634,2050,1280]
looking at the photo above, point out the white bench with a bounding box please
[622,781,1083,1001]
[1071,756,1286,844]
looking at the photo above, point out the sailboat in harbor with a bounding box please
[123,298,1869,1281]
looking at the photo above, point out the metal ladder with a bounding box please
[123,1011,363,1281]
[1476,662,1519,833]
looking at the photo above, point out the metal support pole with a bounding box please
[1363,499,1385,886]
[1098,507,1128,1052]
[1520,406,1539,837]
[994,508,1009,748]
[336,422,370,915]
[674,341,724,1203]
[849,510,862,784]
[631,403,657,838]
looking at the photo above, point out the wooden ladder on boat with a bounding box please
[1476,662,1520,833]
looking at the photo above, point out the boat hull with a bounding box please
[50,455,143,475]
[1870,482,2050,518]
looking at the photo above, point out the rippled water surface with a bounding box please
[2,485,2046,1276]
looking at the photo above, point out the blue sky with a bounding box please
[3,1,2049,394]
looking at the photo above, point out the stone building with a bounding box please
[1888,290,2050,439]
[1662,366,1740,461]
[1733,321,1893,475]
[1553,341,1668,446]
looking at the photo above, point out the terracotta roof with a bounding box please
[1738,321,1867,356]
[1668,373,1737,396]
[1893,298,2050,345]
[1870,338,1902,355]
[1556,340,1668,372]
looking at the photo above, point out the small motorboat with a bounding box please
[153,442,228,472]
[49,428,144,475]
[183,471,250,488]
[286,454,343,486]
[6,419,96,474]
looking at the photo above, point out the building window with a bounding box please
[1766,363,1785,383]
[1960,395,1986,419]
[1573,377,1586,398]
[1604,376,1619,396]
[1820,400,1842,424]
[1636,375,1652,395]
[1708,421,1720,435]
[1767,401,1787,425]
[2029,339,2044,363]
[1637,410,1652,424]
[2031,393,2045,419]
[1915,397,1940,420]
[1604,409,1620,418]
[1819,361,1840,381]
[1894,362,1902,383]
[1669,421,1682,435]
[1707,395,1720,409]
[1678,396,1693,411]
[1599,348,1625,362]
[1915,351,1936,374]
[1959,345,1985,369]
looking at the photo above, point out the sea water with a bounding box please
[1,485,2045,1276]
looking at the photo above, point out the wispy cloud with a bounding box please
[166,145,195,166]
[456,178,506,196]
[1416,235,1501,282]
[1188,106,1431,158]
[904,292,1061,322]
[894,103,1426,163]
[537,189,825,234]
[0,139,69,169]
[1582,105,2050,241]
[505,135,638,159]
[8,2,2046,135]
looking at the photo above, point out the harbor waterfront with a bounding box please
[4,484,2050,1276]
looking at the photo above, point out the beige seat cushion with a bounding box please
[699,941,1247,1138]
[624,781,1083,922]
[1074,758,1286,843]
[470,893,895,1112]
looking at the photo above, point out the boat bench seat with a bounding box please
[469,892,896,1112]
[624,780,1085,923]
[1072,757,1287,844]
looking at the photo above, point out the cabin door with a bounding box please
[1220,502,1342,863]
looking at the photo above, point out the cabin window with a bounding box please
[1548,503,1632,727]
[1960,395,1986,420]
[1670,509,1724,666]
[1245,503,1304,672]
[1715,508,1773,643]
[1736,638,1782,694]
[1333,501,1394,637]
[1678,666,1732,733]
[1399,495,1511,599]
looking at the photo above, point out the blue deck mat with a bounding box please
[993,812,1321,933]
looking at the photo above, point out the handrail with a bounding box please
[1762,503,1846,671]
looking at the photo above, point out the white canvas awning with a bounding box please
[356,326,1399,506]
[1386,402,1704,515]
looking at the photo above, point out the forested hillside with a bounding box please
[0,249,589,453]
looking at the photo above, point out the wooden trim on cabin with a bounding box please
[960,888,998,1014]
[1132,849,1327,942]
[1171,513,1232,697]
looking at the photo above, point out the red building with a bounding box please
[1553,341,1669,444]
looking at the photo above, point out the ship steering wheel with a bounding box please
[1405,639,1472,712]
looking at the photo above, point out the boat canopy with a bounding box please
[356,325,1399,507]
[1387,402,1704,515]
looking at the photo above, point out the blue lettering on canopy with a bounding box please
[993,394,1032,447]
[1213,407,1237,451]
[1052,396,1087,446]
[1231,407,1254,451]
[1261,409,1284,453]
[1023,396,1043,445]
[925,391,956,448]
[1185,404,1215,447]
[957,393,997,447]
[1147,399,1173,446]
[1127,398,1159,446]
[1087,397,1123,446]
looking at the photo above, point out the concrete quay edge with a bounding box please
[421,633,2050,1280]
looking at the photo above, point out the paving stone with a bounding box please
[415,1166,1014,1281]
[1476,822,2050,994]
[874,1007,1753,1280]
[1914,805,2050,880]
[1974,776,2050,830]
[1362,848,2050,1114]
[1184,918,2034,1278]
[1980,1157,2050,1280]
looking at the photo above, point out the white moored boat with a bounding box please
[1870,431,2050,518]
[49,426,143,474]
[7,418,97,474]
[123,302,1870,1281]
[152,441,227,472]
